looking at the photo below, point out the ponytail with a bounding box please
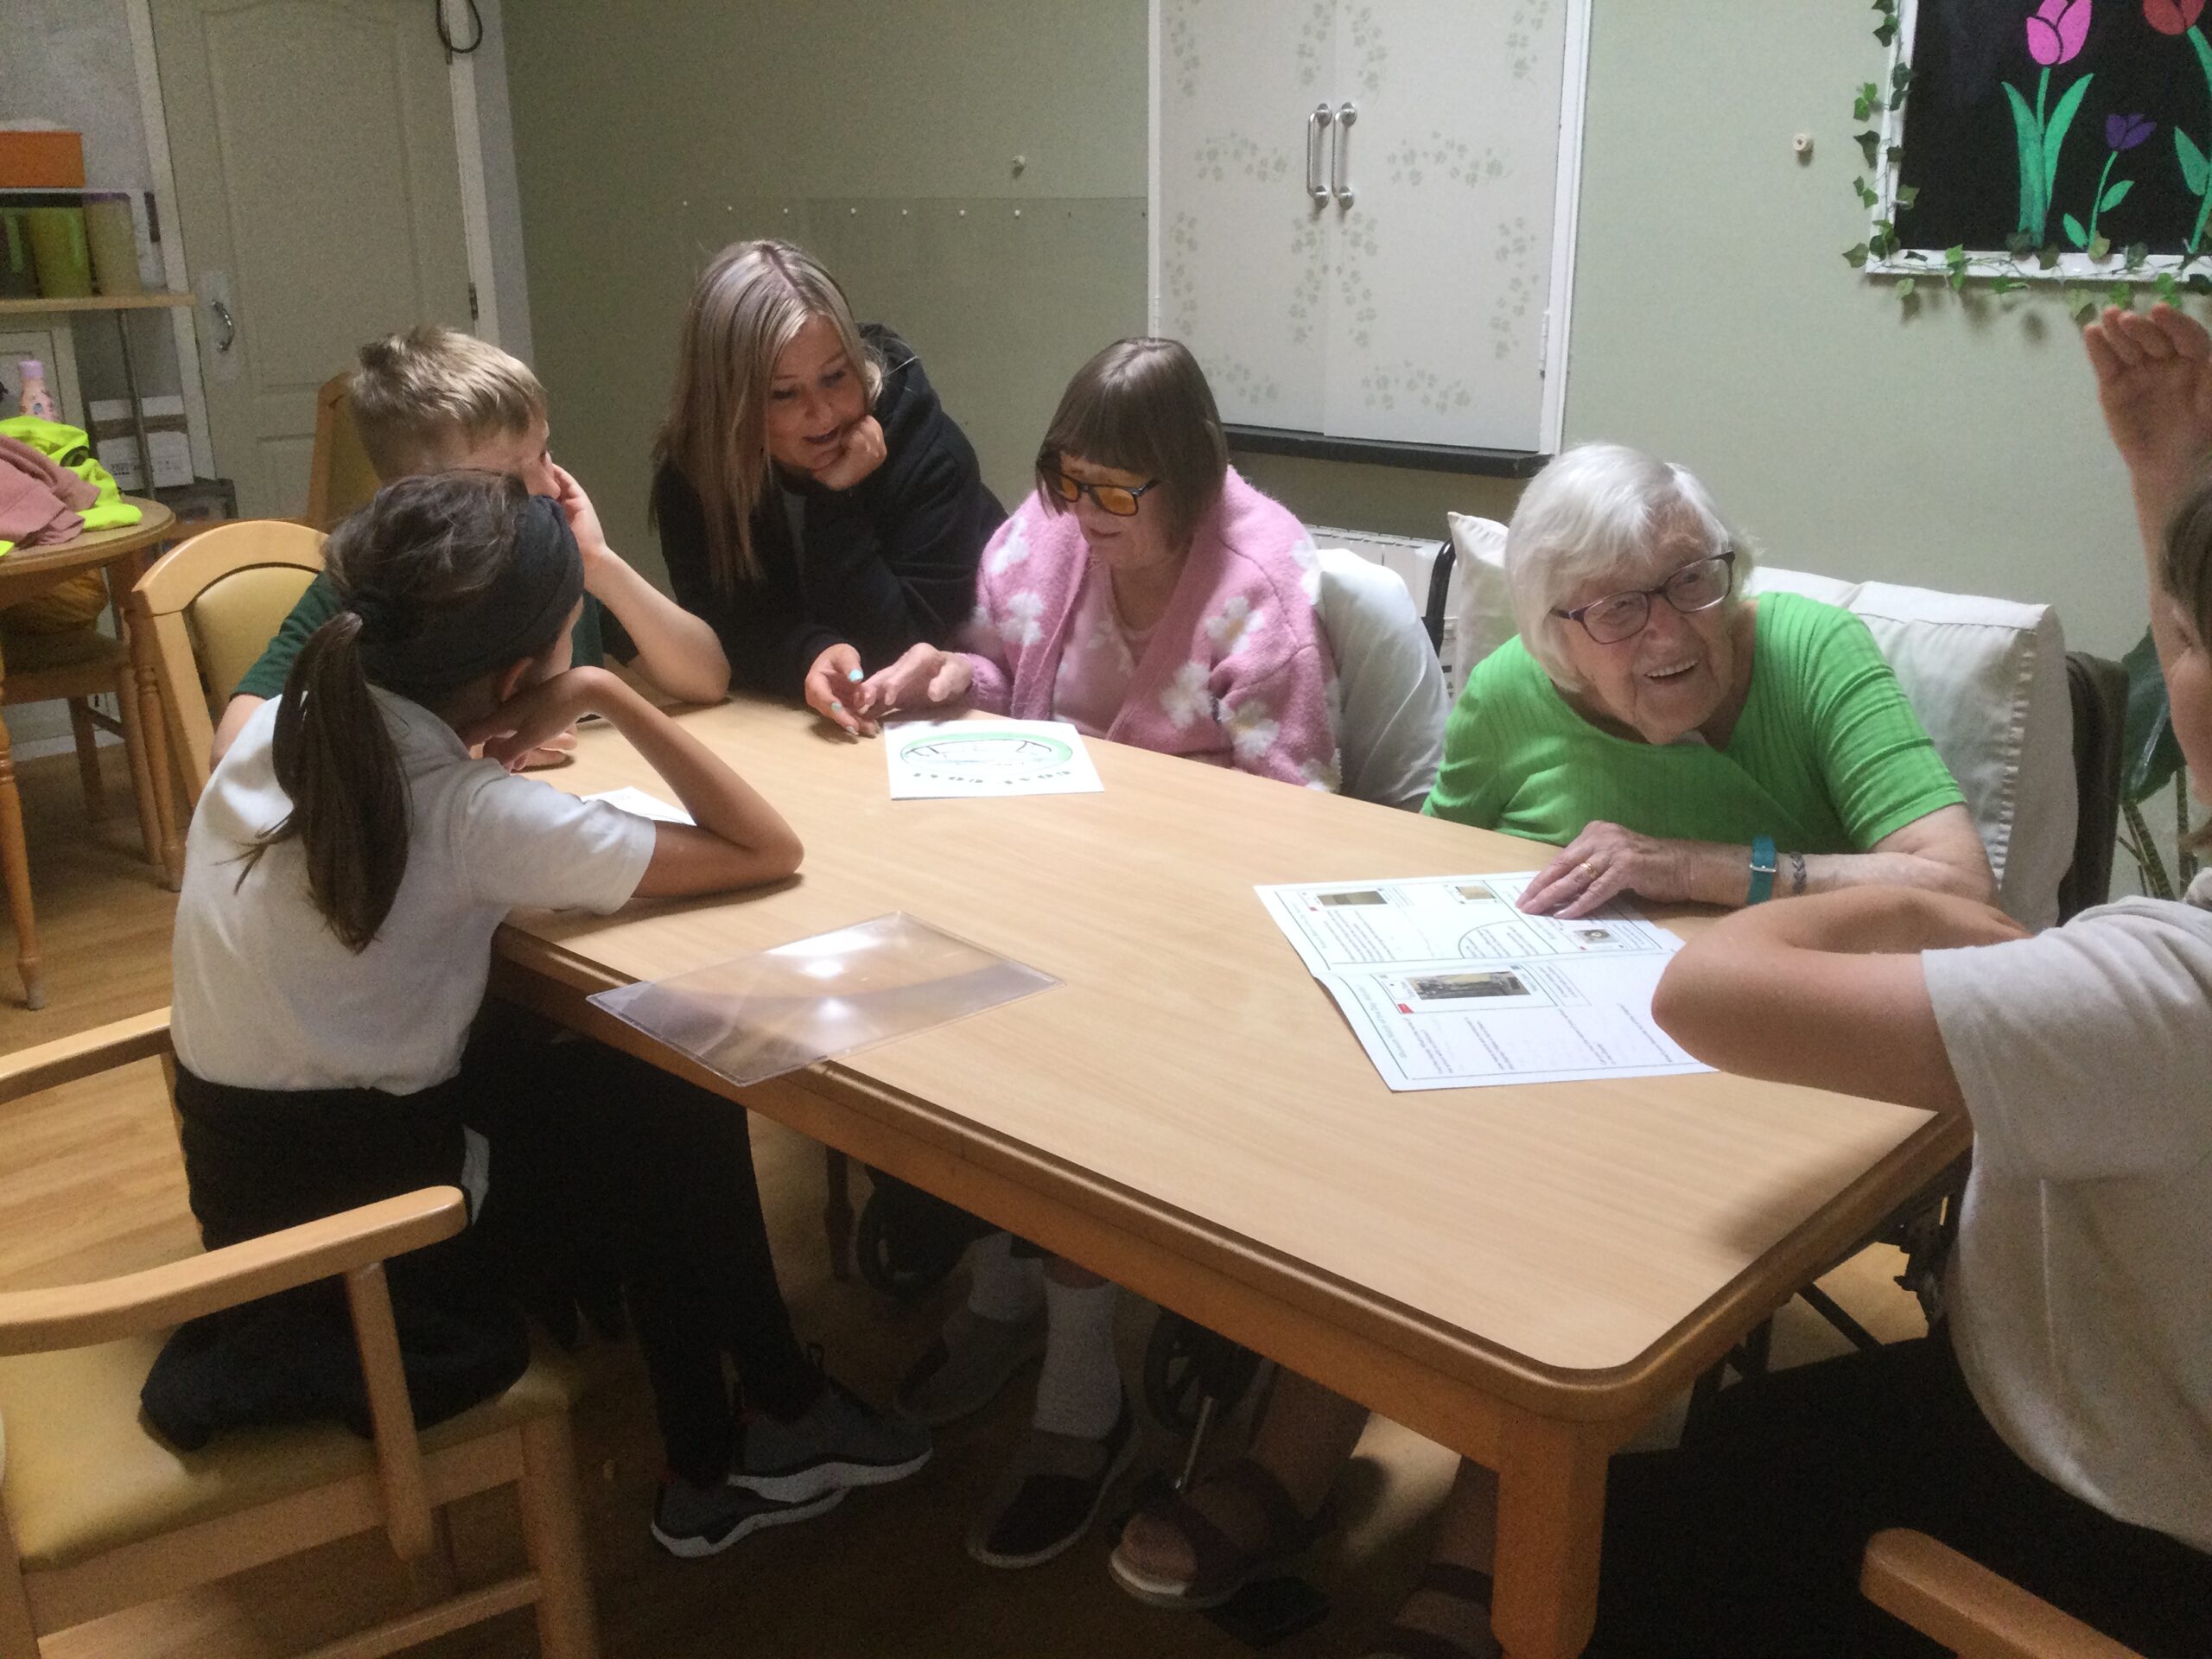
[238,611,410,951]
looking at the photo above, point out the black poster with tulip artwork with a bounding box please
[1895,0,2212,260]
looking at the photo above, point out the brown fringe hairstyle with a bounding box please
[652,239,882,590]
[349,326,547,480]
[2163,472,2212,851]
[240,472,547,950]
[1033,338,1229,555]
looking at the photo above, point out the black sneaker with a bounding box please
[650,1475,842,1560]
[732,1355,933,1503]
[966,1395,1137,1569]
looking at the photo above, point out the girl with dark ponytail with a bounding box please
[160,471,929,1560]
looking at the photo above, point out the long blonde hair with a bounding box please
[653,239,882,588]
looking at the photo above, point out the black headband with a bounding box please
[348,493,584,693]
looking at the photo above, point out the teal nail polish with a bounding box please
[846,667,863,683]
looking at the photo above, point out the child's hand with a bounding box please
[809,416,887,492]
[518,727,581,771]
[855,644,971,721]
[804,642,875,737]
[461,668,607,771]
[550,462,616,587]
[2085,304,2212,487]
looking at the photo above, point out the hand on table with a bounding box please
[804,642,875,737]
[1519,822,1691,919]
[460,670,607,772]
[855,644,971,723]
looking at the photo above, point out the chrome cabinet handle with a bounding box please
[210,297,236,353]
[1306,105,1333,203]
[1332,102,1357,207]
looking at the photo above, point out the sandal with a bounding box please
[1361,1561,1499,1659]
[1108,1456,1330,1611]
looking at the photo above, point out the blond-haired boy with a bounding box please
[212,326,728,760]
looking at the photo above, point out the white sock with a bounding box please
[964,1231,1044,1324]
[1032,1278,1122,1440]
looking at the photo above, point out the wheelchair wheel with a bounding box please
[1141,1311,1262,1433]
[855,1186,968,1302]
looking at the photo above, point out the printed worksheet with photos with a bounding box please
[1255,873,1709,1091]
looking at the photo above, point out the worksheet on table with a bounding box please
[883,718,1104,799]
[1255,873,1709,1091]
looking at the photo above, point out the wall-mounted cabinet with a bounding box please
[1149,0,1587,466]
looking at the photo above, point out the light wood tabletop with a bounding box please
[496,699,1967,1659]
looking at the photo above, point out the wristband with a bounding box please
[1746,835,1777,905]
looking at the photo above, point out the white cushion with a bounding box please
[1745,566,2074,931]
[1445,511,1515,698]
[1315,546,1450,810]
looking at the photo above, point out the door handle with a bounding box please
[1306,105,1334,204]
[1332,102,1357,207]
[209,296,236,353]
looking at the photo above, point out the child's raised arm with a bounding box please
[555,464,733,707]
[463,666,800,895]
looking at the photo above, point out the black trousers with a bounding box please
[1582,1332,2212,1658]
[146,1011,812,1486]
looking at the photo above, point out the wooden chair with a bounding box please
[126,523,324,865]
[0,1012,600,1657]
[1861,1529,2143,1658]
[306,372,381,532]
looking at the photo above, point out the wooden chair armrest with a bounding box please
[0,1185,467,1356]
[1862,1529,2144,1659]
[0,1007,172,1105]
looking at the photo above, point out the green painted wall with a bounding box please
[508,2,2149,657]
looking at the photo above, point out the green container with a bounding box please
[26,205,91,298]
[0,210,35,297]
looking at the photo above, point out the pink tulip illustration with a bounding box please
[2005,0,2096,241]
[2027,0,2094,60]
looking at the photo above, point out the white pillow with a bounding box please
[1315,546,1450,810]
[1745,566,2074,931]
[1444,511,1515,696]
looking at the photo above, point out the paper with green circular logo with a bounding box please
[884,717,1105,799]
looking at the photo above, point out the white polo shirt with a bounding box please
[1924,879,2212,1555]
[173,690,656,1096]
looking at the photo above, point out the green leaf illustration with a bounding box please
[2005,231,2034,257]
[2064,213,2090,250]
[2158,271,2181,303]
[1897,184,1921,209]
[2003,82,2046,237]
[1858,129,1881,168]
[2089,233,2113,261]
[2042,73,2092,192]
[1948,267,1967,291]
[2065,287,2098,320]
[1992,277,2030,294]
[2109,281,2134,308]
[2100,179,2134,213]
[1896,276,1917,299]
[2126,241,2149,268]
[1844,243,1870,268]
[1874,17,1897,45]
[2177,129,2210,198]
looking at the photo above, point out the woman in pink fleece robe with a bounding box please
[856,338,1339,1572]
[857,340,1339,791]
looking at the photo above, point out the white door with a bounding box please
[1319,0,1567,449]
[150,0,474,517]
[1154,0,1336,431]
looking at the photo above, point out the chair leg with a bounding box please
[0,1516,41,1659]
[0,709,44,1011]
[131,632,182,889]
[67,697,106,821]
[517,1414,600,1659]
[113,658,164,871]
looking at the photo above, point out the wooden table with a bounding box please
[0,502,178,1008]
[495,702,1968,1659]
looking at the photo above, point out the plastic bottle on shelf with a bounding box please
[16,358,57,421]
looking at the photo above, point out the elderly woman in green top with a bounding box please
[1432,441,1993,918]
[1105,442,1996,1658]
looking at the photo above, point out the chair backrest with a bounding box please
[305,371,380,531]
[130,520,326,809]
[2059,652,2126,921]
[1314,544,1451,810]
[1428,515,2079,928]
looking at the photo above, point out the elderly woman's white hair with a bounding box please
[1505,442,1755,692]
